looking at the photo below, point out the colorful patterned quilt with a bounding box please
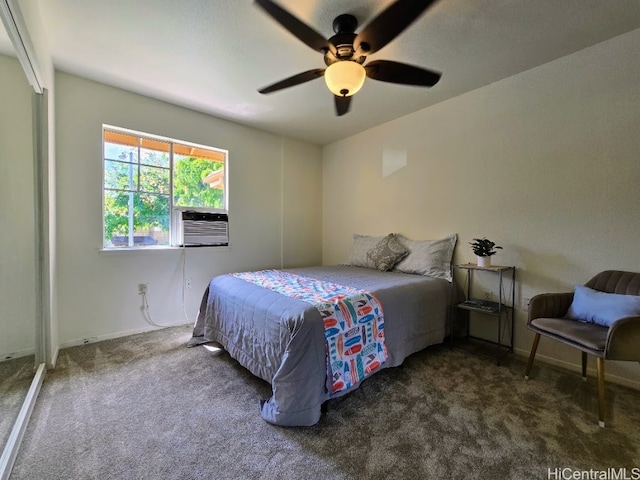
[231,269,387,395]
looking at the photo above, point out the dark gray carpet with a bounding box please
[10,325,640,480]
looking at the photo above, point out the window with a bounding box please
[102,125,227,248]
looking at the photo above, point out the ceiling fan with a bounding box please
[254,0,442,116]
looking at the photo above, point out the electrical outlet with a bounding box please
[484,291,493,301]
[138,283,147,295]
[185,278,192,290]
[523,296,531,308]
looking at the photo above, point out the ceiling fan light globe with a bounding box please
[324,61,366,97]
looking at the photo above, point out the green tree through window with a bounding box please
[174,156,223,208]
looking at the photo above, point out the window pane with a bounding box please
[133,193,170,246]
[104,189,132,246]
[173,155,224,208]
[140,147,169,168]
[139,165,170,194]
[103,191,169,247]
[104,142,138,163]
[105,159,138,191]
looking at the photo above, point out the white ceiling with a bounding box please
[3,0,640,145]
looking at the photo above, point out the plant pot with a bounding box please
[476,255,491,267]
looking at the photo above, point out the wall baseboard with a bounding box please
[0,347,35,363]
[59,322,191,350]
[513,347,640,391]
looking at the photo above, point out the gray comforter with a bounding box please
[191,265,450,426]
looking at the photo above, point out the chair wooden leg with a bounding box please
[524,333,540,380]
[581,352,588,381]
[596,357,605,428]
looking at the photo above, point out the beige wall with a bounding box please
[55,72,322,347]
[283,137,323,268]
[0,53,36,359]
[322,29,640,388]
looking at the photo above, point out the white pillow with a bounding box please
[347,234,385,269]
[393,234,457,282]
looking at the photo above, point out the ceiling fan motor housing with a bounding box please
[325,14,364,65]
[326,34,358,64]
[332,14,357,34]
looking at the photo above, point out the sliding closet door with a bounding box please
[0,0,49,476]
[0,52,38,471]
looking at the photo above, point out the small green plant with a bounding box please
[470,238,503,257]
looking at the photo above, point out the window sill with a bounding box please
[99,245,232,254]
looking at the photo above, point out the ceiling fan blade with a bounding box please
[365,60,441,87]
[355,0,439,55]
[334,95,351,116]
[254,0,333,54]
[258,69,325,94]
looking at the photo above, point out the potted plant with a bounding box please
[469,238,502,267]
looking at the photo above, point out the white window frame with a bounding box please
[102,124,228,249]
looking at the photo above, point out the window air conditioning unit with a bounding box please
[179,211,229,247]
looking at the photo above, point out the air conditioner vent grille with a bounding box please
[181,211,228,246]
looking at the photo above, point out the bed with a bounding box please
[190,233,457,426]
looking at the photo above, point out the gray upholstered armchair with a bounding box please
[524,270,640,427]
